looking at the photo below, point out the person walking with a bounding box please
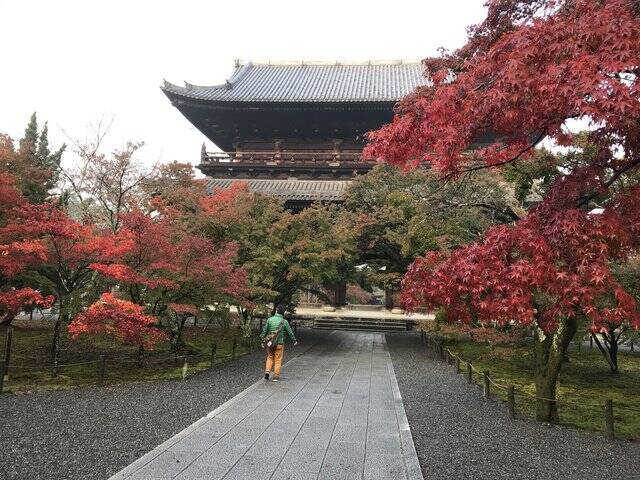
[261,304,297,382]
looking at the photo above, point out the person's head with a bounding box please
[276,304,286,315]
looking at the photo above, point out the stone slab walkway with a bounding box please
[109,332,423,480]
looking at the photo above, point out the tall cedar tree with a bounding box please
[365,0,640,421]
[15,113,65,202]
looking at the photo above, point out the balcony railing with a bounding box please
[201,150,368,165]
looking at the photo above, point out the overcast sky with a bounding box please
[0,0,487,169]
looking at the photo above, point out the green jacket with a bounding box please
[260,314,296,345]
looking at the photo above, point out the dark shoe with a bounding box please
[264,372,270,380]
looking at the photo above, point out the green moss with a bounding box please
[0,322,258,394]
[445,337,640,439]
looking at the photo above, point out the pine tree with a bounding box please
[19,112,38,157]
[13,113,65,202]
[37,122,64,190]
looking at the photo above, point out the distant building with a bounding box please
[161,60,428,210]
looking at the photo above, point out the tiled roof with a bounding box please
[205,178,350,201]
[162,61,428,103]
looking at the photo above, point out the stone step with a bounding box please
[313,324,407,332]
[312,317,408,332]
[314,317,407,326]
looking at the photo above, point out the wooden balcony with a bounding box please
[198,150,375,179]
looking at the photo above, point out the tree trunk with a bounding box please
[137,346,144,367]
[331,282,347,307]
[0,314,15,326]
[239,308,253,338]
[51,295,67,364]
[50,311,67,364]
[533,316,577,422]
[609,331,619,374]
[591,329,620,374]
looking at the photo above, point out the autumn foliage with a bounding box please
[0,117,254,351]
[68,293,166,349]
[366,0,640,420]
[0,172,54,323]
[368,0,640,333]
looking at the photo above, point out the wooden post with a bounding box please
[604,399,614,440]
[631,340,634,352]
[98,355,106,386]
[507,385,515,418]
[210,342,217,368]
[0,360,5,394]
[590,335,593,350]
[577,336,581,352]
[182,356,188,380]
[232,338,238,360]
[483,370,490,398]
[467,363,473,384]
[3,326,12,381]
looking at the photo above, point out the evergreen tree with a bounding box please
[18,112,38,157]
[37,122,64,190]
[13,113,65,202]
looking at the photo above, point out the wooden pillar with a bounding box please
[232,136,243,161]
[200,142,207,162]
[384,286,394,310]
[332,139,342,161]
[274,139,282,160]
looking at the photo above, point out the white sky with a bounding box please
[0,0,487,169]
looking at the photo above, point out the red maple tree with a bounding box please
[0,172,54,325]
[366,0,640,421]
[76,208,248,351]
[68,293,166,350]
[5,200,134,358]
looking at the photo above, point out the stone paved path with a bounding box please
[109,331,423,480]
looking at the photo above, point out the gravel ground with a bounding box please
[0,330,320,480]
[4,329,639,480]
[385,332,640,480]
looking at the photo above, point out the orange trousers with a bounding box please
[265,344,285,377]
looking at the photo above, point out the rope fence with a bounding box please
[419,330,634,440]
[0,322,288,394]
